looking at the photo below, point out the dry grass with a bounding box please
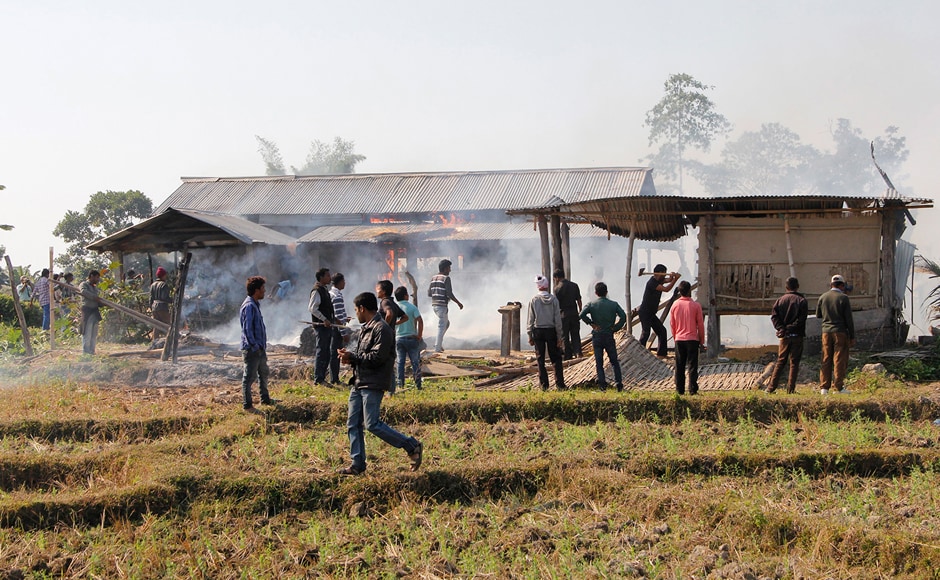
[0,361,939,578]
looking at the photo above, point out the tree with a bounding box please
[53,190,153,273]
[255,136,366,175]
[0,184,11,231]
[815,119,909,196]
[255,136,286,176]
[696,123,819,197]
[644,73,731,194]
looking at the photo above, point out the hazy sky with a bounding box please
[2,0,938,326]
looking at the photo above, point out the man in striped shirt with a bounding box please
[427,259,463,353]
[329,272,352,384]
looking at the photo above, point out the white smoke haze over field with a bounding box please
[2,1,938,346]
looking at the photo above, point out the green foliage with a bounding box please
[644,73,731,194]
[255,135,366,176]
[0,294,42,326]
[916,255,940,323]
[52,190,153,273]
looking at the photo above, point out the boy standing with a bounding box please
[394,286,424,391]
[579,282,627,391]
[240,276,275,412]
[670,281,705,395]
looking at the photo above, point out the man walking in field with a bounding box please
[816,274,855,395]
[338,292,423,475]
[428,259,463,352]
[766,276,808,394]
[579,282,627,391]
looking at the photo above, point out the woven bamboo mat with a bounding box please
[494,333,765,392]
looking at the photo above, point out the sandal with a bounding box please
[408,443,423,472]
[337,465,364,476]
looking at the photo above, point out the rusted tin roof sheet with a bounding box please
[155,167,656,216]
[296,222,610,244]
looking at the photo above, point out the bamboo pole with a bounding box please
[48,248,55,351]
[4,255,33,356]
[704,215,720,357]
[52,278,170,333]
[537,216,550,279]
[163,252,192,363]
[625,224,636,332]
[550,214,563,275]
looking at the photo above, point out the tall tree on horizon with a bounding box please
[254,136,366,176]
[644,73,731,194]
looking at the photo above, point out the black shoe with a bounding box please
[556,384,568,391]
[260,398,278,405]
[616,384,623,392]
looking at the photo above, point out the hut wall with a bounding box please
[697,214,882,315]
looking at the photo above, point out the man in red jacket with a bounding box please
[669,281,704,395]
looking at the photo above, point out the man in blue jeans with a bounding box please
[240,276,276,412]
[337,292,423,476]
[579,282,627,391]
[394,286,424,391]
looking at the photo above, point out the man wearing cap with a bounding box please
[816,274,855,395]
[527,274,567,391]
[149,267,172,348]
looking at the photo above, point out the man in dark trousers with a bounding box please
[670,281,705,395]
[240,276,275,413]
[337,292,423,475]
[579,282,627,391]
[638,264,681,357]
[766,277,808,394]
[149,266,172,349]
[527,275,567,391]
[816,274,855,395]
[553,269,583,359]
[308,268,334,385]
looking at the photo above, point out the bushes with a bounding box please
[0,294,41,327]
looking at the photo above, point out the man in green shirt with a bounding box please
[816,274,855,395]
[579,282,627,391]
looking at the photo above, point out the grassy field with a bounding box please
[0,359,939,578]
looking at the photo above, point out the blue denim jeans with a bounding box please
[41,304,51,331]
[241,348,270,408]
[346,387,420,472]
[432,305,449,351]
[592,331,622,389]
[397,335,422,390]
[314,325,332,383]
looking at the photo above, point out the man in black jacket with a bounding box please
[766,277,808,394]
[337,292,423,475]
[308,268,334,385]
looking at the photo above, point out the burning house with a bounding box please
[88,167,658,345]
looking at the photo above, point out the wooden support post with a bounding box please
[550,214,563,275]
[704,215,720,357]
[560,221,571,280]
[48,248,55,351]
[537,216,550,279]
[880,210,897,310]
[783,216,796,279]
[4,255,33,356]
[625,224,636,332]
[163,252,192,363]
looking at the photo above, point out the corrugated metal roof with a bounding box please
[87,209,296,253]
[516,193,933,242]
[296,222,611,244]
[154,167,656,216]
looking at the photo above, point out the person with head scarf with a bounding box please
[526,274,567,391]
